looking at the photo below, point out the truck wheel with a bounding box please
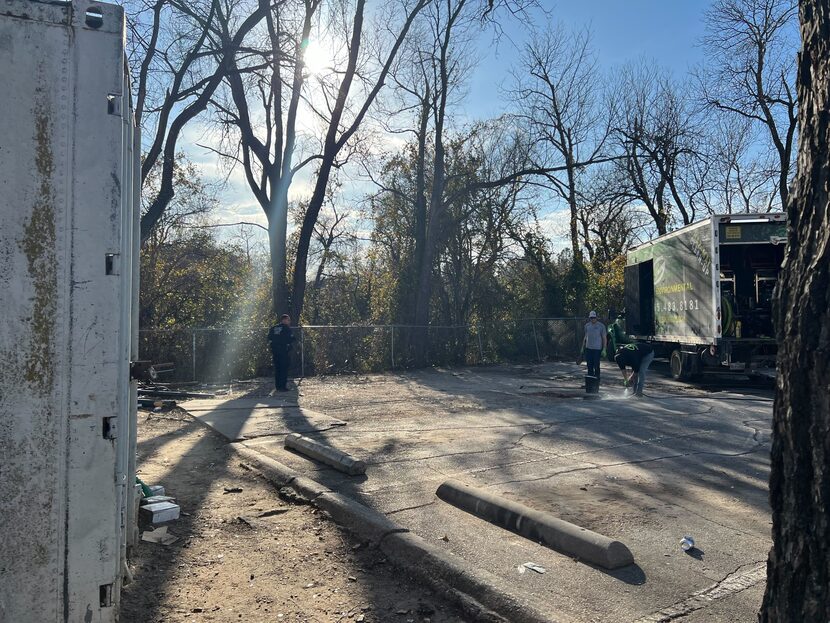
[670,349,691,381]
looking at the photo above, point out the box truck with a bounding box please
[0,1,140,621]
[624,213,786,380]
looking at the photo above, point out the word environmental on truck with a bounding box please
[621,213,785,381]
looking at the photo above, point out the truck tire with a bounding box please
[670,349,691,381]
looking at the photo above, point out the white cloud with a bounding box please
[537,207,571,252]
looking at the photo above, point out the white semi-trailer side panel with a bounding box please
[0,1,138,621]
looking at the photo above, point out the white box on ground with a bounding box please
[140,502,181,526]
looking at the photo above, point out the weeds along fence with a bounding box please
[138,318,586,383]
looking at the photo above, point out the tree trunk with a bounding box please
[566,161,582,262]
[268,201,288,316]
[760,1,830,619]
[411,132,447,365]
[409,94,431,324]
[291,154,335,322]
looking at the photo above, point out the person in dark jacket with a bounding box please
[268,314,294,391]
[606,313,632,361]
[614,342,655,397]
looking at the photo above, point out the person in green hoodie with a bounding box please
[607,313,632,361]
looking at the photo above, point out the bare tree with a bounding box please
[311,203,352,290]
[576,164,648,264]
[209,0,430,317]
[760,0,830,618]
[702,115,779,213]
[126,0,269,244]
[613,63,704,234]
[361,0,493,358]
[512,24,611,261]
[208,0,322,314]
[700,0,798,210]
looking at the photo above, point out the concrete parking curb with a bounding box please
[284,432,367,475]
[436,479,634,570]
[228,443,560,623]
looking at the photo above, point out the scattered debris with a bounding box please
[141,526,178,546]
[278,487,311,505]
[517,562,546,574]
[440,535,449,542]
[223,487,244,494]
[138,387,216,399]
[138,398,176,410]
[348,576,357,582]
[236,516,254,529]
[680,536,695,551]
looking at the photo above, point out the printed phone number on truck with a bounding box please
[654,298,700,313]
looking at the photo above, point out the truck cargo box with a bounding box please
[624,213,785,379]
[0,1,139,620]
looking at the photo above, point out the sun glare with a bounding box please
[302,39,329,76]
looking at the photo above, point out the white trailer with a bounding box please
[0,1,139,621]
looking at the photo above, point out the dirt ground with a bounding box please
[121,409,465,623]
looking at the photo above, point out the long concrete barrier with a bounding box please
[284,433,366,475]
[436,479,634,569]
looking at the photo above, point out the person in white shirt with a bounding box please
[583,311,607,384]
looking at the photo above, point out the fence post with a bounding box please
[532,320,542,362]
[191,330,196,381]
[391,326,395,369]
[300,327,305,378]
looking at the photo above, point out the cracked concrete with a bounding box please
[186,360,773,623]
[634,561,767,622]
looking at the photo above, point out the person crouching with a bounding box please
[614,342,655,397]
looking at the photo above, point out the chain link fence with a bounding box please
[138,318,586,383]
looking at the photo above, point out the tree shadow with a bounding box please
[161,362,772,621]
[233,361,773,618]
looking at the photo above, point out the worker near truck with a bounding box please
[607,313,632,360]
[583,311,607,384]
[614,342,655,397]
[268,314,295,392]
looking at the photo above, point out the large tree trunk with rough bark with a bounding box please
[760,1,830,620]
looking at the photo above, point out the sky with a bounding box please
[467,0,712,118]
[198,0,716,247]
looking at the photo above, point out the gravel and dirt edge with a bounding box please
[123,409,467,623]
[228,442,563,623]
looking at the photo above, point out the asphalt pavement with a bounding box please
[185,361,774,623]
